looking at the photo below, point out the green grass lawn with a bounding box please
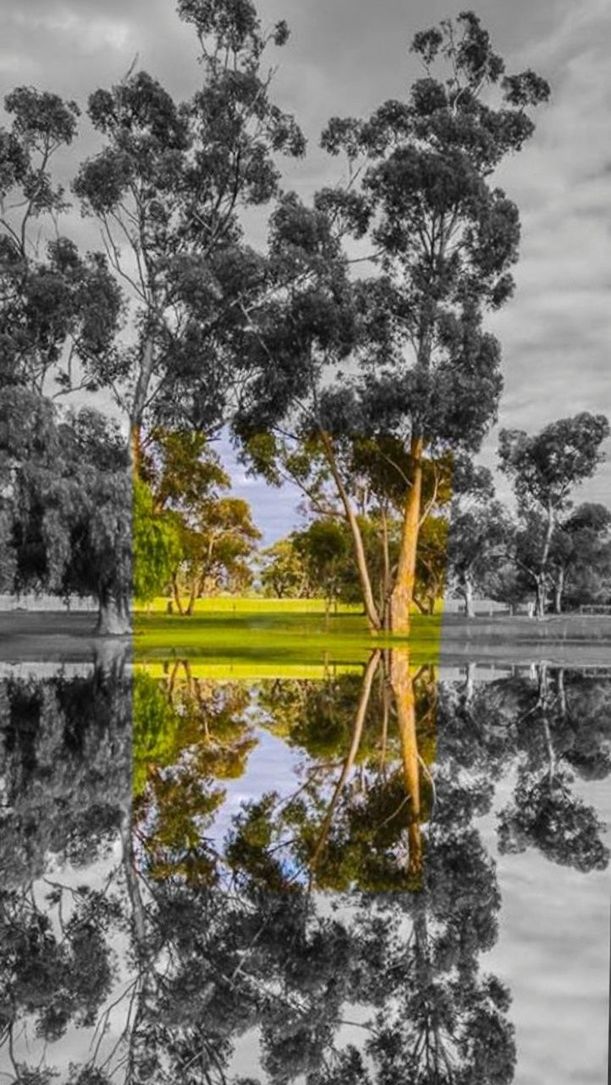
[134,596,443,670]
[134,596,611,677]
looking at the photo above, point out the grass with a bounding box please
[134,597,443,670]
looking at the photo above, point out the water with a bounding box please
[0,652,608,1083]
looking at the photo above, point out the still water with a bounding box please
[0,653,609,1083]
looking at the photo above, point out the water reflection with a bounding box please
[0,654,608,1082]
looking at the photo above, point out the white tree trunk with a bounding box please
[96,595,131,636]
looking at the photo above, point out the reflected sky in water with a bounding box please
[0,654,608,1083]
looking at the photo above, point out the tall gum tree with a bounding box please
[72,0,305,472]
[498,412,610,617]
[315,11,550,632]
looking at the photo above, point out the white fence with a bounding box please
[443,597,534,616]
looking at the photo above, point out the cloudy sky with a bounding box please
[2,0,610,540]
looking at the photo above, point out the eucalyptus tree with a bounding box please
[448,499,514,616]
[548,503,611,612]
[73,0,304,467]
[140,428,261,612]
[0,87,123,395]
[322,12,550,632]
[499,412,609,616]
[497,665,610,872]
[237,12,549,632]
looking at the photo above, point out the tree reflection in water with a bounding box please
[0,655,608,1082]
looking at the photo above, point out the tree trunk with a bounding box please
[535,575,547,620]
[553,567,565,614]
[536,502,555,619]
[309,650,381,880]
[172,575,185,615]
[390,434,424,635]
[391,650,423,879]
[380,506,391,630]
[96,593,131,636]
[130,338,155,452]
[463,575,475,618]
[463,661,475,706]
[320,432,381,631]
[130,423,143,479]
[119,817,148,957]
[185,576,198,616]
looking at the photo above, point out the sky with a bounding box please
[2,0,610,542]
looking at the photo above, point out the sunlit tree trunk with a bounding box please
[172,574,185,615]
[391,649,423,879]
[185,576,199,616]
[390,434,424,635]
[380,505,392,630]
[320,432,381,632]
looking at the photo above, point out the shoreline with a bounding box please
[1,610,610,666]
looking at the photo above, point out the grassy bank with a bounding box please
[134,598,443,667]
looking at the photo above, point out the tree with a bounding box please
[0,387,132,633]
[133,666,255,884]
[413,513,448,614]
[448,501,514,616]
[0,88,122,396]
[173,496,261,611]
[499,413,610,617]
[259,536,310,598]
[293,519,351,614]
[11,657,611,1082]
[548,503,611,612]
[0,662,130,886]
[497,665,610,872]
[237,12,549,632]
[132,477,182,606]
[72,0,304,466]
[140,429,260,613]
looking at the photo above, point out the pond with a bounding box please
[0,651,609,1083]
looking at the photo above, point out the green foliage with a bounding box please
[133,666,255,882]
[141,428,260,608]
[259,536,309,598]
[132,478,181,604]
